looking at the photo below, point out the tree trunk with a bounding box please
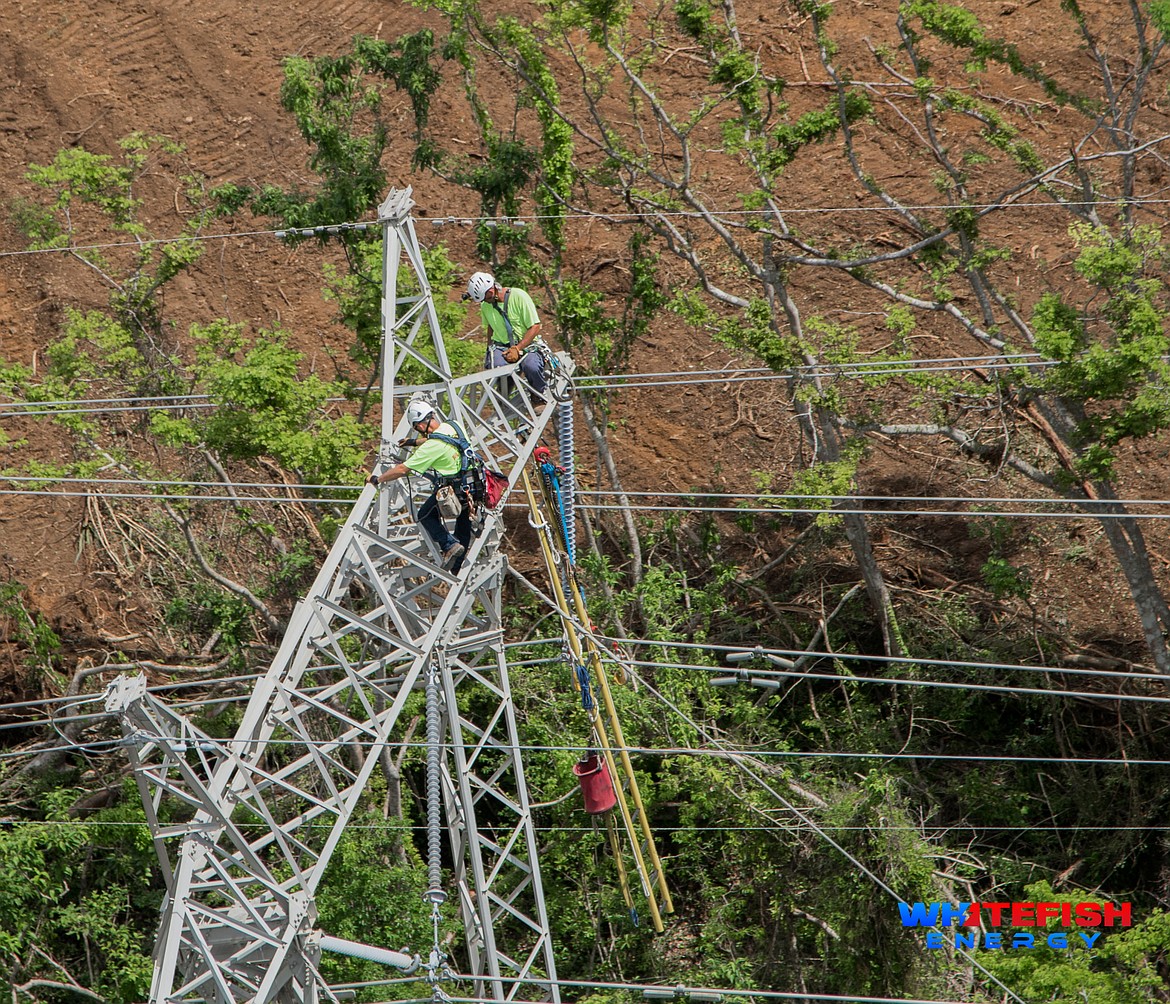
[840,511,902,658]
[1033,400,1170,677]
[805,401,904,658]
[1091,487,1170,678]
[578,391,644,587]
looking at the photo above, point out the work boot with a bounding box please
[441,543,466,572]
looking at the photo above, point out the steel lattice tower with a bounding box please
[105,188,568,1004]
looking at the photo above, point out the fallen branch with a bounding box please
[163,500,282,637]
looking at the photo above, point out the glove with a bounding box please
[368,475,380,487]
[503,346,521,364]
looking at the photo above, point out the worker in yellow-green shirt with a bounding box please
[464,271,548,402]
[368,400,472,573]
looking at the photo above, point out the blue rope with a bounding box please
[541,461,574,560]
[575,663,594,712]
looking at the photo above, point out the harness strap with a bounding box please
[425,421,485,494]
[490,290,519,347]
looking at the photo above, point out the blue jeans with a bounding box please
[418,491,472,572]
[485,345,547,396]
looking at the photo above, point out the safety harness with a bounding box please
[425,421,488,505]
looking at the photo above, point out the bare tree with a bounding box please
[433,0,1170,671]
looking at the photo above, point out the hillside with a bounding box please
[4,1,1170,1001]
[2,0,1163,678]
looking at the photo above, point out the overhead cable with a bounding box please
[7,730,1167,767]
[3,817,1168,834]
[11,476,1170,513]
[0,635,1162,723]
[6,195,1170,260]
[8,485,1170,521]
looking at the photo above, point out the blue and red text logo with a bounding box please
[899,900,1132,950]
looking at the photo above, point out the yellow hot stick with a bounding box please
[520,469,665,932]
[606,812,637,922]
[533,459,673,916]
[566,569,675,915]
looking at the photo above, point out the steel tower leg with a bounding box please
[106,188,568,1004]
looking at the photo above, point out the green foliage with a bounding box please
[1152,0,1170,40]
[0,791,157,1003]
[1026,223,1170,482]
[153,323,370,487]
[787,446,862,528]
[972,517,1031,600]
[813,771,942,994]
[979,555,1031,600]
[164,581,255,654]
[19,134,223,386]
[24,147,139,237]
[0,580,61,678]
[675,0,714,42]
[492,18,577,249]
[766,92,871,173]
[54,886,154,1001]
[1031,292,1086,362]
[708,297,797,371]
[557,278,620,366]
[711,49,764,116]
[974,881,1170,1003]
[900,0,1091,110]
[259,31,442,228]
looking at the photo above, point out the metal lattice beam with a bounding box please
[106,187,568,1004]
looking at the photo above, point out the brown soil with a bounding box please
[0,1,1161,682]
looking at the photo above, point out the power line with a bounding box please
[1,817,1167,833]
[0,636,1164,726]
[0,475,350,492]
[7,485,1170,520]
[576,360,1060,389]
[0,355,1048,404]
[11,476,1170,514]
[0,393,211,409]
[0,488,359,504]
[411,980,982,1004]
[0,401,218,417]
[0,355,1089,420]
[2,187,1169,262]
[6,194,1170,261]
[10,725,1168,767]
[0,226,289,260]
[609,638,1168,685]
[574,502,1170,520]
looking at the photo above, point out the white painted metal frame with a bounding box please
[106,188,567,1004]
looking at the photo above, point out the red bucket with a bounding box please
[573,753,617,814]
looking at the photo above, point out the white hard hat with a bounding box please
[406,399,435,427]
[467,271,495,303]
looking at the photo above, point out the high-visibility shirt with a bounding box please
[480,287,540,347]
[404,422,462,478]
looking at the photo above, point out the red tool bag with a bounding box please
[482,469,509,510]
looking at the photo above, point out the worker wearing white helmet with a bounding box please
[464,271,548,400]
[368,400,471,573]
